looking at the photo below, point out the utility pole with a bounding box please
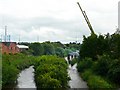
[4,26,7,42]
[19,35,20,43]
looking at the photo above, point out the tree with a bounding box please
[55,47,64,57]
[30,42,44,56]
[109,34,120,59]
[80,34,98,60]
[42,43,55,55]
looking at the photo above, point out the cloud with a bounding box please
[0,0,119,43]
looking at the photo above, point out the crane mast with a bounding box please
[77,2,95,34]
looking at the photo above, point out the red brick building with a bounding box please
[1,42,20,54]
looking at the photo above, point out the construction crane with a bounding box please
[77,2,95,35]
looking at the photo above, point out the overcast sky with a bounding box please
[0,0,119,43]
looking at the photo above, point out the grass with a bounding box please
[81,69,114,89]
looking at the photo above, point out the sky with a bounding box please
[0,0,119,43]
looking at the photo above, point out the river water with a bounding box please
[65,57,88,88]
[16,66,36,89]
[68,64,88,88]
[4,58,88,89]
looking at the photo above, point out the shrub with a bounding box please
[88,75,113,88]
[107,59,120,84]
[2,64,19,86]
[70,58,77,66]
[81,69,92,81]
[92,54,111,76]
[81,70,113,88]
[2,54,35,87]
[34,55,69,88]
[77,57,93,72]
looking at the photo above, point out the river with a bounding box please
[16,58,88,89]
[65,57,88,88]
[16,66,36,89]
[68,64,88,88]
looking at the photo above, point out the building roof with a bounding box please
[2,42,16,47]
[17,45,29,49]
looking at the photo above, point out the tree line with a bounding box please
[77,33,120,88]
[19,41,80,57]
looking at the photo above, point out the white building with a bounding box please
[17,45,29,52]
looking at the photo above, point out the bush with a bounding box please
[81,69,92,81]
[70,58,77,66]
[2,54,35,87]
[92,54,111,76]
[55,47,64,57]
[77,57,93,72]
[34,55,69,88]
[107,59,120,84]
[81,70,113,88]
[88,75,113,88]
[2,64,19,86]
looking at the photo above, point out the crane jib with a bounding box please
[77,2,95,34]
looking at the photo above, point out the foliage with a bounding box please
[81,70,113,89]
[109,34,120,59]
[30,42,44,56]
[79,33,120,86]
[55,47,64,57]
[63,48,73,57]
[2,64,19,85]
[2,54,35,87]
[88,75,113,88]
[107,59,120,84]
[69,58,77,66]
[80,34,109,60]
[65,42,80,50]
[51,41,65,49]
[42,43,55,55]
[77,57,93,72]
[34,55,69,88]
[92,54,111,76]
[23,41,80,58]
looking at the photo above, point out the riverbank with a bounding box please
[65,57,88,88]
[77,57,119,89]
[2,54,35,88]
[68,64,88,88]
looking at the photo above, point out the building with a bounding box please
[17,45,29,52]
[1,42,29,54]
[1,42,20,54]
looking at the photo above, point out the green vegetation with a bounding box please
[77,58,115,88]
[2,53,35,87]
[34,55,69,88]
[77,33,120,88]
[69,58,77,66]
[42,42,55,55]
[2,41,80,89]
[20,41,80,57]
[77,57,93,72]
[81,70,113,88]
[30,42,44,56]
